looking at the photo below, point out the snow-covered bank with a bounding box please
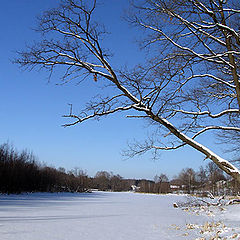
[0,192,239,240]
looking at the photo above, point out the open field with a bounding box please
[0,192,239,240]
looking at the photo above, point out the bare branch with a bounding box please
[63,105,133,127]
[174,109,240,118]
[193,125,240,139]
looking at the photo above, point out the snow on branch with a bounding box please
[139,22,230,66]
[174,109,240,119]
[192,125,240,139]
[186,74,235,88]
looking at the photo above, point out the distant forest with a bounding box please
[0,143,133,194]
[0,143,239,195]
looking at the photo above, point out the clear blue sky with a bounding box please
[0,0,229,180]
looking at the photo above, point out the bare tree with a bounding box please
[178,168,197,193]
[110,174,123,191]
[154,173,169,193]
[196,166,208,188]
[206,162,226,194]
[15,0,240,182]
[94,171,111,191]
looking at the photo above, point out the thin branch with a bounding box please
[174,109,240,118]
[193,125,240,139]
[62,105,133,127]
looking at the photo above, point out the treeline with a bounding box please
[0,143,134,194]
[170,163,240,196]
[148,163,240,196]
[0,143,86,194]
[1,143,239,195]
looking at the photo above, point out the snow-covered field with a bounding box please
[0,191,239,240]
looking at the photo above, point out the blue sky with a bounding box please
[0,0,229,179]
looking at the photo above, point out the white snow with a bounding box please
[219,203,240,228]
[0,191,238,240]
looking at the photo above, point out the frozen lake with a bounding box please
[0,191,218,239]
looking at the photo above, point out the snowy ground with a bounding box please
[0,192,239,240]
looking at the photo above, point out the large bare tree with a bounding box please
[15,0,240,182]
